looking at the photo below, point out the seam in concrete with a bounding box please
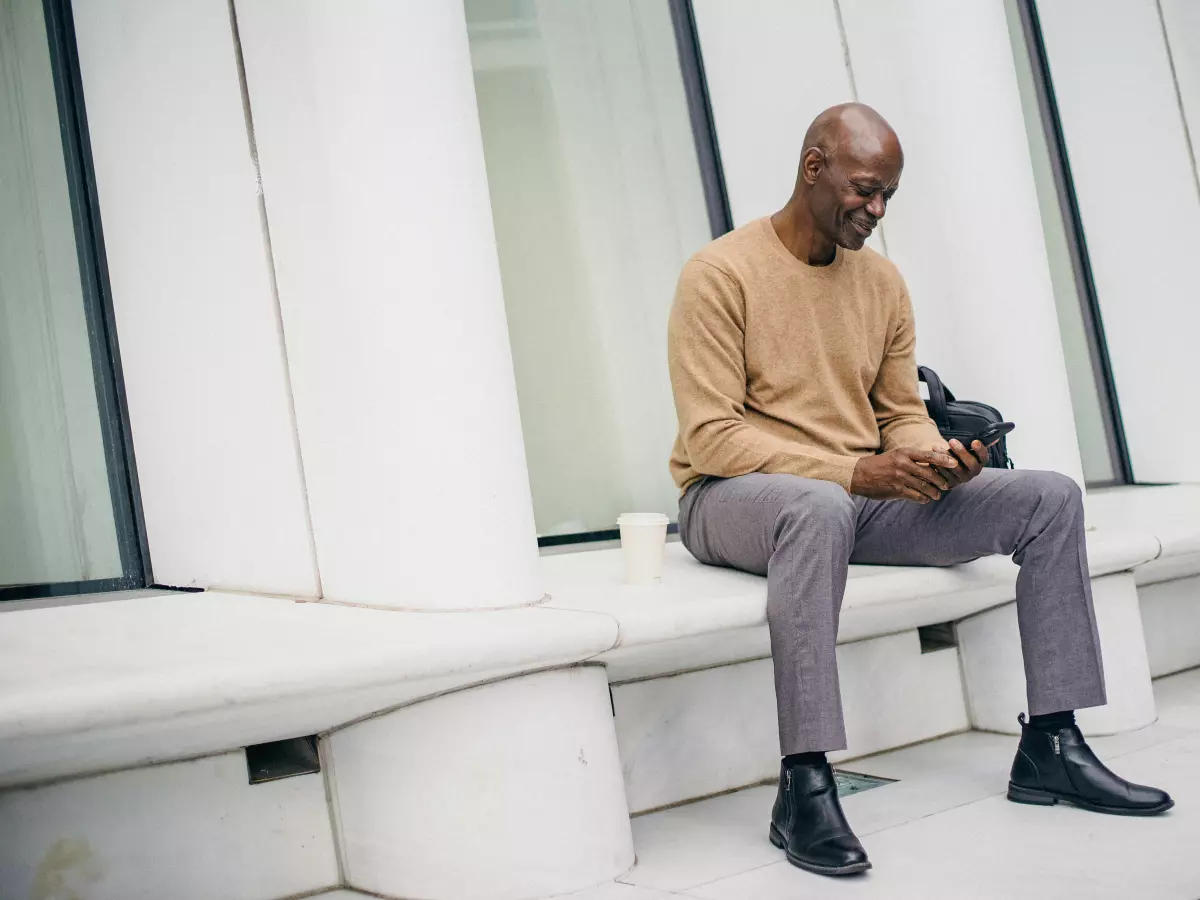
[831,0,891,258]
[199,585,554,613]
[274,886,344,900]
[309,592,553,613]
[318,736,350,887]
[536,603,624,654]
[1156,0,1200,208]
[226,0,325,599]
[832,0,859,102]
[609,652,772,687]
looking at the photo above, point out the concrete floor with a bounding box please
[318,666,1200,900]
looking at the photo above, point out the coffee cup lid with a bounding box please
[617,512,670,526]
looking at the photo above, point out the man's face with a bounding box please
[805,147,902,251]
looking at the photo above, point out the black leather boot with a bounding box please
[1007,713,1174,815]
[769,761,871,876]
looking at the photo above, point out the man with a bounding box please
[667,103,1172,878]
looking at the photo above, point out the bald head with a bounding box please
[788,102,904,254]
[803,103,902,169]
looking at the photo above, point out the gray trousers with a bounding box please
[677,468,1108,754]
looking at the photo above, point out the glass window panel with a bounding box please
[1004,0,1122,485]
[466,0,713,537]
[0,0,124,588]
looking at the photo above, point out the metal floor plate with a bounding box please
[834,770,897,796]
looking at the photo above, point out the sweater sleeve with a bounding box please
[668,260,862,491]
[873,282,945,452]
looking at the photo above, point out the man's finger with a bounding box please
[972,440,991,466]
[948,439,975,467]
[949,439,985,479]
[903,458,951,491]
[939,468,965,489]
[901,486,931,504]
[902,473,942,501]
[935,459,967,487]
[911,449,958,470]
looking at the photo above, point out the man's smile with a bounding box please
[848,215,874,236]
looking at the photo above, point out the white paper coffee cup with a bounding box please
[617,513,670,585]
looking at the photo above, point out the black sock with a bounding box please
[1028,710,1076,732]
[783,751,827,768]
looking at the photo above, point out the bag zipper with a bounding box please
[1052,734,1061,755]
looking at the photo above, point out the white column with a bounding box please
[0,751,339,900]
[72,0,319,595]
[329,667,634,899]
[234,1,541,609]
[838,0,1084,485]
[1038,0,1200,483]
[692,0,855,226]
[958,573,1156,735]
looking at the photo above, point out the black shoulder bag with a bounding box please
[918,365,1013,469]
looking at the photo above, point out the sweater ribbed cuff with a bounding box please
[828,456,862,494]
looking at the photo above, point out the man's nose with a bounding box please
[866,192,886,219]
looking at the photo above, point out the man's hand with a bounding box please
[932,438,990,489]
[851,448,959,503]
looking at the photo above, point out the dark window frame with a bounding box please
[536,0,730,550]
[1,0,151,601]
[668,0,733,239]
[1014,0,1134,487]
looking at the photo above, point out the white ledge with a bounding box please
[0,592,617,787]
[1086,484,1200,583]
[541,528,1160,659]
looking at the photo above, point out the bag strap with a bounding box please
[918,365,952,429]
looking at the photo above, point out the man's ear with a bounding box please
[801,147,825,186]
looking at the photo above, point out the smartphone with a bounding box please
[930,422,1014,481]
[960,421,1015,449]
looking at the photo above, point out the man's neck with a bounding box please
[770,203,837,267]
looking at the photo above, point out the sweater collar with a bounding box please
[759,216,847,276]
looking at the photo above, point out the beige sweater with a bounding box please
[668,217,943,494]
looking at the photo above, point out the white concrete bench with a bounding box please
[0,592,636,899]
[1086,485,1200,677]
[0,590,618,789]
[542,528,1162,813]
